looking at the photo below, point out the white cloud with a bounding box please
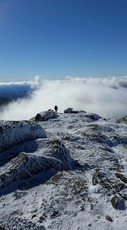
[0,76,127,120]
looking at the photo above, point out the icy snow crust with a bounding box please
[1,111,127,229]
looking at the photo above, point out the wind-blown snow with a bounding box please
[1,76,127,120]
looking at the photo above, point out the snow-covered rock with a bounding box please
[0,120,47,151]
[84,113,102,120]
[35,109,58,121]
[64,107,82,114]
[117,116,127,124]
[0,140,75,189]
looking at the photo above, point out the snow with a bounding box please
[0,110,127,229]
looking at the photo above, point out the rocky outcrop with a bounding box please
[64,108,79,114]
[0,140,75,188]
[116,116,127,124]
[63,108,101,121]
[85,113,101,120]
[0,120,47,151]
[92,168,124,194]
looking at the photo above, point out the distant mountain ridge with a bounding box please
[0,83,34,100]
[0,97,12,109]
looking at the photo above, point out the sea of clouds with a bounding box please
[0,76,127,120]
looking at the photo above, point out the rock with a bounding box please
[116,116,127,124]
[50,210,59,219]
[111,195,125,210]
[64,108,78,114]
[35,113,43,121]
[0,225,6,230]
[64,108,73,113]
[35,109,58,121]
[119,189,127,200]
[105,215,113,222]
[115,172,127,183]
[92,169,124,194]
[0,140,75,188]
[0,120,47,151]
[85,113,101,121]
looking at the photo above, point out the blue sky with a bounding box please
[0,0,127,82]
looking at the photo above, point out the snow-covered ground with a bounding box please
[0,110,127,230]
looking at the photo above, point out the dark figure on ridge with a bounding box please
[54,105,58,112]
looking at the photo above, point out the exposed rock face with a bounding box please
[0,120,47,151]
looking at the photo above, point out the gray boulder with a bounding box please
[64,108,78,114]
[35,109,58,121]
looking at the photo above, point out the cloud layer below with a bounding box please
[0,76,127,120]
